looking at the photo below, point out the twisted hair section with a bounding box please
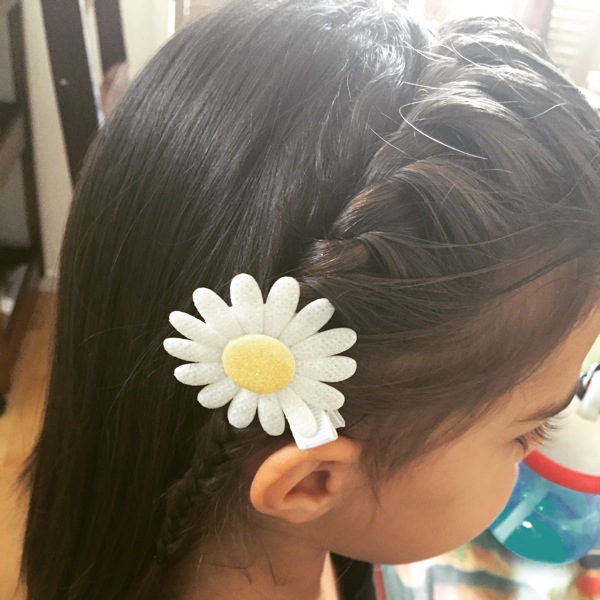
[294,17,600,474]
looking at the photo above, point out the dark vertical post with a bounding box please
[40,0,99,183]
[94,0,127,72]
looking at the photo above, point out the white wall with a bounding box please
[22,0,73,284]
[120,0,171,79]
[21,0,171,286]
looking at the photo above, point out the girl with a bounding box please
[18,1,600,598]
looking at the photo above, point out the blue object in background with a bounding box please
[490,461,600,564]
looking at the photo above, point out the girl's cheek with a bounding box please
[512,444,526,462]
[492,460,519,507]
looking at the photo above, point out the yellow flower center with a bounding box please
[221,334,296,394]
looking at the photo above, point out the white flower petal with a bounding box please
[289,375,345,411]
[230,274,264,334]
[263,277,300,338]
[193,288,244,340]
[258,394,286,436]
[279,299,335,347]
[278,387,318,438]
[169,311,228,349]
[174,363,226,386]
[291,328,357,359]
[295,356,357,382]
[227,388,259,428]
[197,378,239,409]
[164,338,222,363]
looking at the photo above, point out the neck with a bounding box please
[169,529,339,600]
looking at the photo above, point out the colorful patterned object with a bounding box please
[382,531,583,599]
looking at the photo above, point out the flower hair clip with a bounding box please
[164,274,357,450]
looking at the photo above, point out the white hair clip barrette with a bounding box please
[164,274,357,450]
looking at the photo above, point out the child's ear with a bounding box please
[249,437,362,524]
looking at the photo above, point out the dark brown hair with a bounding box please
[20,1,600,598]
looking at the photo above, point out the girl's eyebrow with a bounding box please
[517,384,579,423]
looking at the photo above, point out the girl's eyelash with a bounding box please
[516,418,561,453]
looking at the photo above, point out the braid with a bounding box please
[153,464,204,566]
[154,412,241,567]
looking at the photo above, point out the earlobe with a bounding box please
[249,437,361,524]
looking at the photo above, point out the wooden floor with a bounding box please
[0,292,55,600]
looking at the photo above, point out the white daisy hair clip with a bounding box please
[163,274,358,450]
